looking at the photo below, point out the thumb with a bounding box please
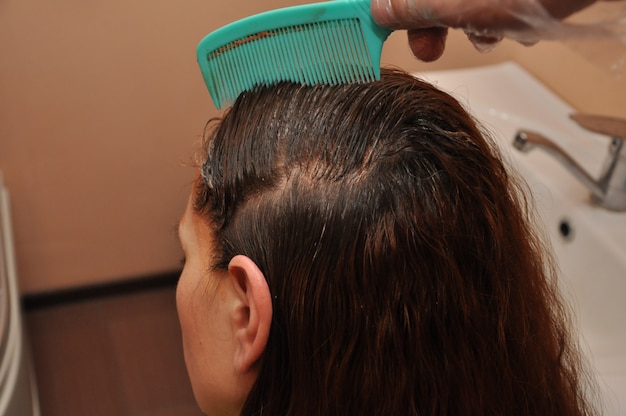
[407,28,449,61]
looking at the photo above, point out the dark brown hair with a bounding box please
[194,69,596,415]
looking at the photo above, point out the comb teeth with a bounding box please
[204,18,377,109]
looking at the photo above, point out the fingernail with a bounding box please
[371,0,400,27]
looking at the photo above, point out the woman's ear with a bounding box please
[227,255,273,374]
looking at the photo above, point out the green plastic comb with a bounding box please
[197,0,393,109]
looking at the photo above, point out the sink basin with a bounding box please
[418,62,626,415]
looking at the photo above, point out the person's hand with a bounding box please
[370,0,597,61]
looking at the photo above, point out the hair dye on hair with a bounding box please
[194,69,598,416]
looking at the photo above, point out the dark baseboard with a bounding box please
[21,270,181,311]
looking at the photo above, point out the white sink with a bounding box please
[419,62,626,415]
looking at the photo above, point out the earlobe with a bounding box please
[228,255,273,374]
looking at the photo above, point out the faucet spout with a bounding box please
[513,131,605,198]
[513,128,626,212]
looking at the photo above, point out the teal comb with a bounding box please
[197,0,393,109]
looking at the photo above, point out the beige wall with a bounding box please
[0,0,311,294]
[1,1,624,294]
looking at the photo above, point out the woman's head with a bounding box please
[178,69,593,415]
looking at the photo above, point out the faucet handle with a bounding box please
[570,113,626,140]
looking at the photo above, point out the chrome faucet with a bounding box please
[513,113,626,212]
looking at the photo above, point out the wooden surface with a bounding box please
[24,281,202,415]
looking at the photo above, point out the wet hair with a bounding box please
[194,69,596,415]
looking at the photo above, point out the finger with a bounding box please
[465,32,503,53]
[518,39,539,47]
[407,27,448,62]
